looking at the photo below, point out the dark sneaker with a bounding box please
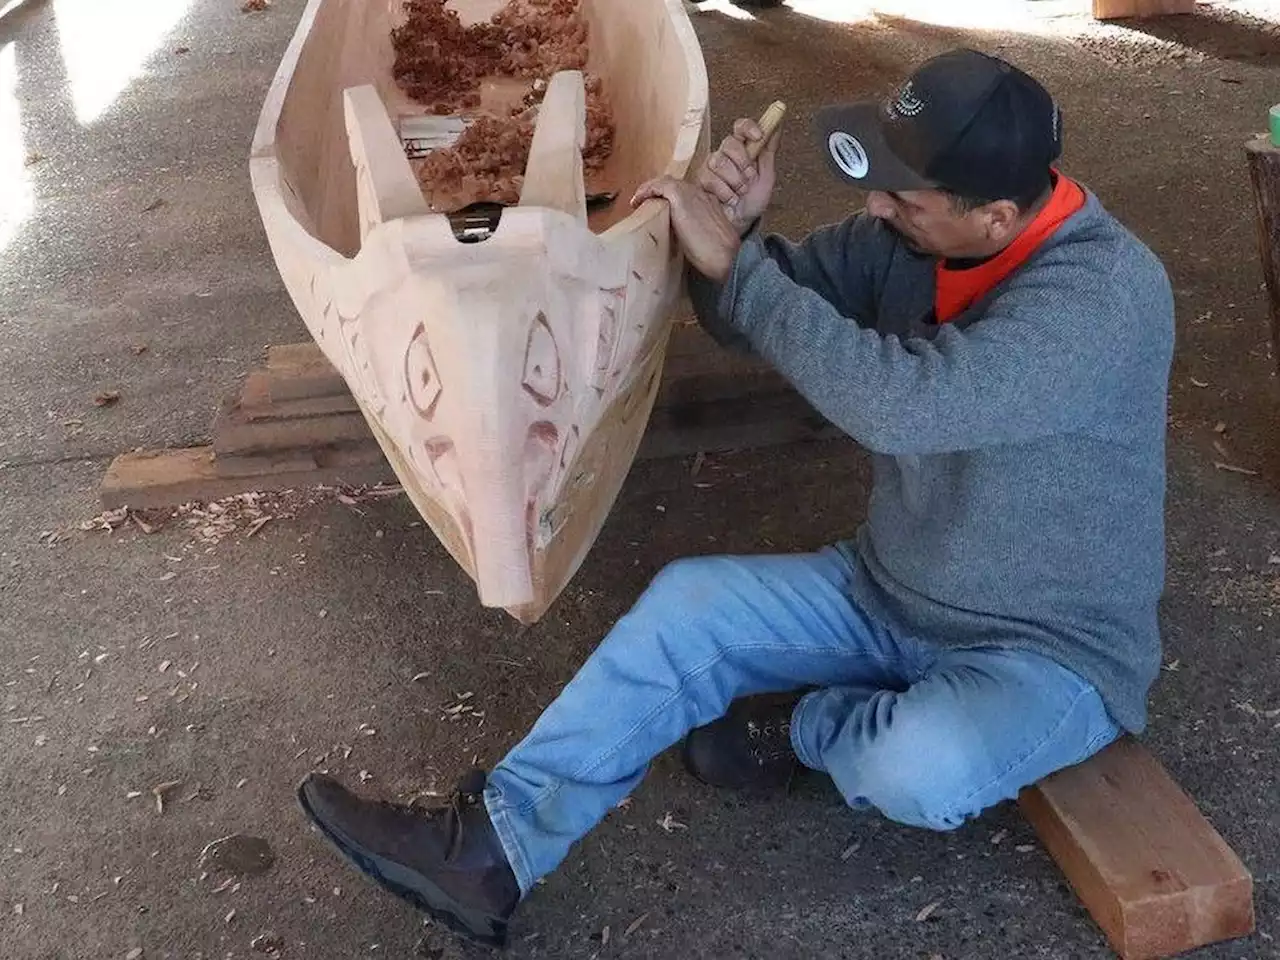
[682,694,801,789]
[297,768,520,947]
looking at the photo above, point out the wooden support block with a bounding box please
[1017,736,1254,960]
[100,327,844,509]
[1247,134,1280,374]
[260,344,348,400]
[212,400,372,457]
[100,445,394,510]
[239,372,359,420]
[1092,0,1195,18]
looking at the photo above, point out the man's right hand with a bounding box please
[694,117,782,234]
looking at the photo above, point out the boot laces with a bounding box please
[745,718,791,763]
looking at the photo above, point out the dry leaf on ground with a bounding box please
[915,900,942,923]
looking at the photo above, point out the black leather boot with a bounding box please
[297,768,521,947]
[682,695,802,789]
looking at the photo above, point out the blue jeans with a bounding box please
[483,546,1121,895]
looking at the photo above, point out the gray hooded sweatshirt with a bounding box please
[686,187,1174,733]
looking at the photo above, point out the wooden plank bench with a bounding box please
[100,323,842,509]
[1018,736,1254,959]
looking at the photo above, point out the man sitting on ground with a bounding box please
[296,48,1175,948]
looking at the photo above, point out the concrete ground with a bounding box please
[2,0,1279,956]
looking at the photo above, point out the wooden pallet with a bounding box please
[1018,736,1254,959]
[100,323,843,509]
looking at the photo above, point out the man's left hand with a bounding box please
[631,176,742,284]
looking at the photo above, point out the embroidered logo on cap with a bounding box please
[828,132,869,179]
[885,80,925,120]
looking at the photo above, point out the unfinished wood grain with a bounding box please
[214,402,371,457]
[239,371,359,419]
[517,70,588,220]
[344,84,430,243]
[1018,736,1254,959]
[1247,135,1280,375]
[262,345,348,401]
[1091,0,1195,18]
[249,0,710,622]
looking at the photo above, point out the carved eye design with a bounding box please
[521,312,561,407]
[405,322,443,420]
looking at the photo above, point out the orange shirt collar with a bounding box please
[933,172,1087,325]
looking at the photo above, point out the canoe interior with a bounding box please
[272,0,701,257]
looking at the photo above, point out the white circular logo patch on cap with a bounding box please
[828,131,869,179]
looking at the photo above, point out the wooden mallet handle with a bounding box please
[747,100,787,161]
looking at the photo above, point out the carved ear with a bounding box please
[517,70,587,223]
[343,84,429,241]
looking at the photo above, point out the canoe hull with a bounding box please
[250,0,709,621]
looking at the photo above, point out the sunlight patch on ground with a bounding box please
[782,0,1080,32]
[782,0,1280,38]
[689,0,760,23]
[0,41,33,253]
[53,0,195,124]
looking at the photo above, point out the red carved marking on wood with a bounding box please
[405,322,443,420]
[521,311,562,407]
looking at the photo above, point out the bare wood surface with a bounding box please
[343,84,430,242]
[1091,0,1195,18]
[1017,736,1254,959]
[1247,135,1280,374]
[518,70,588,220]
[239,371,356,418]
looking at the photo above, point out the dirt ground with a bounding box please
[2,0,1279,957]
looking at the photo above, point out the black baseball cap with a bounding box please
[812,48,1062,201]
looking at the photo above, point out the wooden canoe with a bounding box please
[249,0,709,622]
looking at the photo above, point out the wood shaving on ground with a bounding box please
[152,780,181,814]
[915,900,942,923]
[93,390,120,407]
[1214,461,1258,476]
[656,812,686,833]
[70,483,403,548]
[623,912,649,939]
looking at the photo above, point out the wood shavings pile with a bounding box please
[70,484,404,548]
[391,0,589,113]
[391,0,615,208]
[415,75,613,207]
